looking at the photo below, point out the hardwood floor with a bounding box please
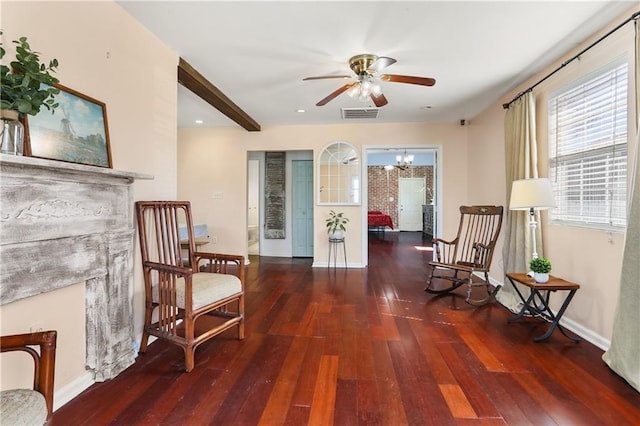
[52,232,640,425]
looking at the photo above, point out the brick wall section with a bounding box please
[367,166,434,229]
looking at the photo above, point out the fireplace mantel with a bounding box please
[0,154,152,380]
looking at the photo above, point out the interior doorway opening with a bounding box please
[363,146,441,264]
[248,158,260,255]
[247,150,313,259]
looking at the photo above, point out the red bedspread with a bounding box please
[368,211,394,229]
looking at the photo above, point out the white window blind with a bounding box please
[548,61,628,229]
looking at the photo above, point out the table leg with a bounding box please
[507,277,534,322]
[533,289,581,343]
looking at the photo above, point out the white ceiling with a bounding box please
[117,1,636,129]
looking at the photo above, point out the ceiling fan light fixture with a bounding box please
[346,83,361,98]
[304,53,434,107]
[371,81,382,96]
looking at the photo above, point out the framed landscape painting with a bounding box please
[26,83,112,168]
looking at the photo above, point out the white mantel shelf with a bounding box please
[0,153,152,182]
[0,154,152,381]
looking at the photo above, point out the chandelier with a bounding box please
[384,150,414,171]
[395,150,414,170]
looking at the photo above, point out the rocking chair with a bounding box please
[135,201,245,372]
[425,205,503,305]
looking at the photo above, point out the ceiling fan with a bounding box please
[303,54,436,107]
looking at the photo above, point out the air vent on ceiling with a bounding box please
[341,107,380,119]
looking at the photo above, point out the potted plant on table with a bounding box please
[530,256,552,283]
[1,33,60,155]
[326,210,349,240]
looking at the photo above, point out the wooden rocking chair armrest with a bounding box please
[432,237,459,262]
[472,242,491,251]
[429,261,475,273]
[472,242,493,267]
[142,261,192,277]
[432,237,457,246]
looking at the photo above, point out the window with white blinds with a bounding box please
[548,60,628,229]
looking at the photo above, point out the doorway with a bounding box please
[247,150,313,258]
[363,146,442,266]
[247,158,260,255]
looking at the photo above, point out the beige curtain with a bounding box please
[602,18,640,393]
[498,92,543,311]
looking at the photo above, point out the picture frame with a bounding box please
[25,83,112,168]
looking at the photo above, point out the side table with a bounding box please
[506,272,581,343]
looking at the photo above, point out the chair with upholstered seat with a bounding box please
[0,330,57,425]
[425,205,504,305]
[135,201,245,372]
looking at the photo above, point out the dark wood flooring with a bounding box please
[52,231,640,425]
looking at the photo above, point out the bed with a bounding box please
[368,211,394,233]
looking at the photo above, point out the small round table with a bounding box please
[328,237,346,268]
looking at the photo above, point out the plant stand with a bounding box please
[328,237,346,269]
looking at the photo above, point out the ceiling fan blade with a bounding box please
[367,56,396,73]
[370,92,388,107]
[316,82,357,106]
[380,74,436,86]
[303,75,351,81]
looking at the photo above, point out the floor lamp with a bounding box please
[509,178,556,260]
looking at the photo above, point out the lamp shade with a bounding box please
[509,178,556,210]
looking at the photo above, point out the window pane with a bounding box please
[548,61,627,229]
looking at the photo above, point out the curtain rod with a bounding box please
[503,10,640,109]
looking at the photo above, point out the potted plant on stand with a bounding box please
[326,210,349,240]
[1,33,60,155]
[530,256,552,283]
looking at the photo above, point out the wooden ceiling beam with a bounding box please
[177,57,261,132]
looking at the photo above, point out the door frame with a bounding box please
[361,145,442,267]
[291,159,314,257]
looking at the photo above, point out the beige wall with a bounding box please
[178,122,469,267]
[467,7,637,345]
[465,103,509,280]
[1,0,178,400]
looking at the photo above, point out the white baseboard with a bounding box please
[311,261,365,268]
[53,337,160,411]
[559,316,610,350]
[53,370,95,411]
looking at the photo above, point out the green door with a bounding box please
[292,160,314,257]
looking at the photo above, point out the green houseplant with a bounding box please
[1,33,60,155]
[530,256,551,283]
[326,210,349,239]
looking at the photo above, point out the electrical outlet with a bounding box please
[212,236,218,244]
[30,321,44,333]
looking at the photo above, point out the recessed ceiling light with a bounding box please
[421,106,432,110]
[195,119,203,124]
[296,109,305,113]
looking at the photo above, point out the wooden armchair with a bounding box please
[0,330,57,425]
[425,205,503,305]
[135,201,245,372]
